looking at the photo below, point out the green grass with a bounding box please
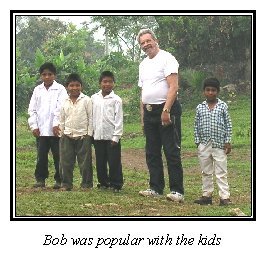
[15,95,252,218]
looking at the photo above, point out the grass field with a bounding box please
[15,95,252,218]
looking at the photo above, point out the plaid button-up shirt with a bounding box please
[194,98,232,149]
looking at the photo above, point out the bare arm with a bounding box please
[224,143,232,154]
[161,73,178,125]
[140,97,144,126]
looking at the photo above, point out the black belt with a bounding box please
[144,103,165,111]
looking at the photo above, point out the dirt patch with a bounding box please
[121,148,147,171]
[120,149,199,172]
[92,148,147,171]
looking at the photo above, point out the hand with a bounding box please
[52,126,61,137]
[110,140,118,147]
[161,111,172,126]
[32,128,40,137]
[141,124,145,136]
[224,143,231,154]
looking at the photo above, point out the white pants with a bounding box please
[198,141,230,199]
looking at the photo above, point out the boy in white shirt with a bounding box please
[58,73,93,191]
[28,62,67,189]
[91,71,123,192]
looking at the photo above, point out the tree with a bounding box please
[16,16,68,65]
[90,16,157,61]
[155,16,251,68]
[15,17,105,111]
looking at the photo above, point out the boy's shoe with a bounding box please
[61,185,72,191]
[112,188,121,193]
[33,181,45,188]
[53,182,61,189]
[97,183,110,190]
[110,185,122,193]
[219,198,232,206]
[166,191,184,203]
[139,189,160,197]
[80,183,93,190]
[194,196,212,205]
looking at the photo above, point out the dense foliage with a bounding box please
[15,15,252,116]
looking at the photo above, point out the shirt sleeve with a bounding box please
[194,107,200,144]
[112,98,123,143]
[223,105,232,143]
[28,88,38,131]
[53,86,68,127]
[86,97,93,136]
[164,54,179,77]
[59,103,65,137]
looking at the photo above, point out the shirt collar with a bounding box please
[67,92,85,102]
[41,80,59,90]
[96,90,115,98]
[203,98,222,105]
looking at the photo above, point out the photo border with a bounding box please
[12,10,256,221]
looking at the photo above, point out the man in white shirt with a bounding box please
[137,29,184,202]
[28,62,67,189]
[91,71,123,192]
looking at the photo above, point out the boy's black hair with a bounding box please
[203,77,220,92]
[99,71,115,83]
[65,73,83,87]
[39,62,57,75]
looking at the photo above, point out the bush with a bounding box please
[179,69,210,107]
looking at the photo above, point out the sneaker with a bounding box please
[166,191,184,203]
[219,198,232,206]
[139,189,160,197]
[80,183,93,189]
[53,182,61,189]
[33,181,45,188]
[194,196,212,205]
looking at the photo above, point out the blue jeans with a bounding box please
[143,100,184,195]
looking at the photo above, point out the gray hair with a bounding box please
[136,28,157,43]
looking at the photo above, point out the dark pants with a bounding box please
[60,135,93,188]
[35,136,60,183]
[94,140,123,190]
[143,100,184,195]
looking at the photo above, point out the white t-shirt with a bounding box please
[138,49,179,104]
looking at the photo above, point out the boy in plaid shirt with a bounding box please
[194,78,232,206]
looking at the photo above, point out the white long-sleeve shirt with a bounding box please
[28,81,68,136]
[60,93,93,137]
[91,90,123,143]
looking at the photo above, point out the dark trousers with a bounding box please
[60,135,93,188]
[94,140,123,190]
[143,100,184,195]
[35,136,60,183]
